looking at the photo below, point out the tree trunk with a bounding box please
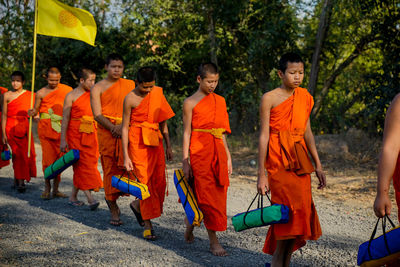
[207,8,218,66]
[308,0,333,96]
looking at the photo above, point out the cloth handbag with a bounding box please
[232,193,289,232]
[111,171,150,200]
[1,144,11,161]
[173,169,203,226]
[44,149,80,180]
[357,215,400,267]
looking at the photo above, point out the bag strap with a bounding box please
[367,215,394,259]
[243,193,272,228]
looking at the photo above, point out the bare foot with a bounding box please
[184,217,195,243]
[210,242,228,256]
[210,243,229,257]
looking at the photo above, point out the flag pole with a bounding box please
[28,0,38,158]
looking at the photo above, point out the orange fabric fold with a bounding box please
[97,78,135,201]
[38,84,72,176]
[263,87,321,255]
[6,91,37,181]
[67,91,103,191]
[0,87,10,168]
[190,93,231,231]
[393,155,400,223]
[128,86,175,220]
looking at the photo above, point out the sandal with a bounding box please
[143,229,157,241]
[89,201,100,211]
[17,185,26,193]
[109,219,123,226]
[40,192,52,200]
[130,203,145,227]
[68,200,84,207]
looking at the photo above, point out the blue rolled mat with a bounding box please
[44,149,80,180]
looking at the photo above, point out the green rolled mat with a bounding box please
[232,194,289,232]
[44,149,80,179]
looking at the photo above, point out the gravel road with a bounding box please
[0,143,398,267]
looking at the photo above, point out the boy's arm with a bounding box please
[304,119,326,189]
[28,89,42,117]
[160,120,173,161]
[90,84,117,135]
[60,93,73,152]
[182,99,193,179]
[222,134,232,175]
[257,93,272,195]
[374,95,400,217]
[1,93,9,144]
[121,94,133,171]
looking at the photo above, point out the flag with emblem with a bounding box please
[37,0,97,46]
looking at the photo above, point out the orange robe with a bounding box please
[263,87,322,255]
[97,78,135,201]
[6,91,37,181]
[190,93,231,231]
[38,84,73,177]
[0,86,10,168]
[128,86,175,220]
[67,91,103,191]
[393,156,400,223]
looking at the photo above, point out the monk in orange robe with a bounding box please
[122,67,175,240]
[182,63,232,256]
[60,68,102,210]
[0,86,10,169]
[28,67,73,199]
[2,71,36,192]
[91,53,135,225]
[257,53,326,266]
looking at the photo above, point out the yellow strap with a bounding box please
[71,116,95,134]
[104,115,122,125]
[40,108,62,133]
[192,128,225,139]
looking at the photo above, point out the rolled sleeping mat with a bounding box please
[44,149,80,180]
[232,194,289,232]
[111,174,150,200]
[174,169,203,227]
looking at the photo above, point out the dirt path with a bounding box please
[0,143,398,266]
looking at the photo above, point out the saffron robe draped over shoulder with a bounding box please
[263,87,322,255]
[190,93,231,231]
[393,156,400,223]
[6,91,37,181]
[67,91,102,191]
[38,84,73,176]
[128,86,175,220]
[0,86,10,168]
[97,78,135,201]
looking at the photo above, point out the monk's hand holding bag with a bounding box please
[111,170,150,200]
[232,193,289,232]
[357,215,400,267]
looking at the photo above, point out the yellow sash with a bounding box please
[104,115,122,125]
[132,121,163,146]
[192,128,225,139]
[71,116,95,134]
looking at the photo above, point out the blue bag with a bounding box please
[111,171,150,200]
[232,193,289,232]
[44,149,80,180]
[357,216,400,266]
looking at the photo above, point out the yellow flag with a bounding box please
[37,0,97,46]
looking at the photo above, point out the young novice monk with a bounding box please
[60,68,102,210]
[122,67,174,240]
[28,67,73,199]
[374,93,400,223]
[91,53,135,226]
[257,53,326,267]
[2,71,37,192]
[182,63,232,256]
[0,86,10,169]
